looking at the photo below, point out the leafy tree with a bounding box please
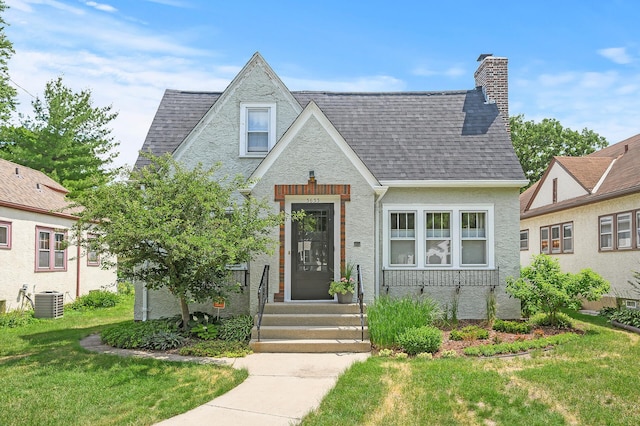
[506,254,609,325]
[0,77,118,198]
[74,154,289,327]
[510,114,608,189]
[0,0,17,123]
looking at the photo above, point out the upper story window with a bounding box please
[239,103,276,157]
[0,221,11,249]
[36,226,67,272]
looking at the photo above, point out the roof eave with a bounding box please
[379,179,529,188]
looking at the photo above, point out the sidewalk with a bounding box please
[80,335,369,425]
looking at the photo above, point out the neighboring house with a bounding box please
[135,52,527,322]
[520,134,640,310]
[0,158,117,312]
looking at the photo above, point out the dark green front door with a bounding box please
[291,203,334,300]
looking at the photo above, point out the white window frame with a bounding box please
[540,227,550,254]
[383,204,494,269]
[35,226,67,272]
[626,300,638,310]
[562,223,573,253]
[425,211,451,266]
[616,212,632,249]
[520,229,529,251]
[239,102,276,157]
[599,215,613,251]
[0,221,11,249]
[550,224,561,254]
[389,211,417,266]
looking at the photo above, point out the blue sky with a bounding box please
[5,0,640,169]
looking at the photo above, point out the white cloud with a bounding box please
[84,2,118,13]
[597,47,632,65]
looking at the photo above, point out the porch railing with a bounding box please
[256,265,269,342]
[382,268,499,294]
[356,264,365,341]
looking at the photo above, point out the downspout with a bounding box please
[76,230,81,298]
[373,186,388,299]
[142,283,148,321]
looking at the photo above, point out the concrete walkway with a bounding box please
[80,334,369,425]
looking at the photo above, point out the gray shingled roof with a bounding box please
[136,88,524,181]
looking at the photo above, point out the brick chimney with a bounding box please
[474,54,509,132]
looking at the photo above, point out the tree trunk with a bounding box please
[179,296,190,329]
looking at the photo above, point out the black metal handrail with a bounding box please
[356,264,365,342]
[256,265,269,342]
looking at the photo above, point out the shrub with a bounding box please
[179,340,251,357]
[506,254,609,325]
[463,333,579,357]
[449,325,489,341]
[395,352,408,359]
[377,348,394,357]
[67,290,120,310]
[190,323,219,340]
[416,352,433,360]
[598,307,619,319]
[397,326,442,355]
[218,315,254,342]
[144,331,186,350]
[101,319,178,349]
[493,319,532,334]
[440,349,459,358]
[609,309,640,328]
[529,312,574,329]
[117,281,134,295]
[0,310,38,328]
[367,295,441,348]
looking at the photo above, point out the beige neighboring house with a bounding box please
[520,134,640,310]
[0,158,117,312]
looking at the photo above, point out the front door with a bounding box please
[291,203,334,300]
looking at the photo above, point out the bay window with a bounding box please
[384,205,493,269]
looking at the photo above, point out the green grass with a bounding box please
[0,296,247,426]
[302,311,640,425]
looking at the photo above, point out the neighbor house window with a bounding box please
[617,213,632,249]
[425,212,451,265]
[390,212,416,265]
[599,216,613,250]
[87,234,100,266]
[384,205,494,269]
[540,222,573,254]
[36,227,67,271]
[461,211,487,265]
[239,103,276,156]
[520,230,529,251]
[0,221,11,249]
[600,211,640,251]
[540,227,550,254]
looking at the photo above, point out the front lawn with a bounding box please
[0,296,247,426]
[302,312,640,425]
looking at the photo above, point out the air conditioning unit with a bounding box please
[34,291,64,319]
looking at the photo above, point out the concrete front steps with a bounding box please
[250,302,370,353]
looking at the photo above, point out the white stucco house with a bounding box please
[0,158,117,313]
[134,52,527,328]
[520,134,640,310]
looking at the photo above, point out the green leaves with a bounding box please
[510,114,608,190]
[506,254,610,324]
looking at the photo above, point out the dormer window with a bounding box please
[240,103,276,157]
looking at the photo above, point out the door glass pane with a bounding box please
[296,210,329,272]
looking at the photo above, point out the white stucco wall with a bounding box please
[250,114,377,313]
[379,186,522,319]
[0,207,117,312]
[520,192,640,306]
